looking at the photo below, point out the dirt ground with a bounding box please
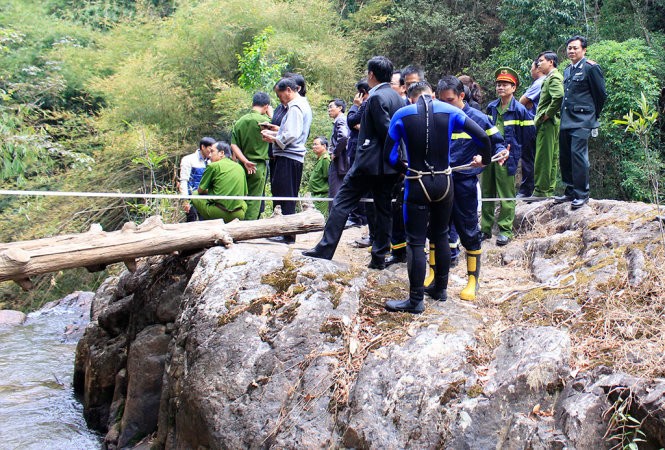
[252,224,539,310]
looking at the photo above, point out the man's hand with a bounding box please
[353,92,363,106]
[469,155,485,168]
[244,160,257,174]
[259,122,279,132]
[183,202,191,213]
[494,145,510,166]
[261,129,277,143]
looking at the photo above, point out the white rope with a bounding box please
[0,189,339,202]
[0,189,553,203]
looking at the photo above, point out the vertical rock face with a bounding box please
[157,245,360,449]
[74,200,665,449]
[74,253,195,447]
[118,324,171,448]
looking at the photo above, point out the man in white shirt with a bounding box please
[179,137,214,222]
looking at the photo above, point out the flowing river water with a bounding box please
[0,292,101,449]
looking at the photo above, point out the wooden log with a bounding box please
[0,209,324,283]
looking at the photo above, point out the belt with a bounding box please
[404,166,452,203]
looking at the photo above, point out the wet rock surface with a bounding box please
[74,200,665,448]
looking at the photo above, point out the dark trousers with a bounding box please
[272,156,303,241]
[518,140,535,196]
[272,156,303,214]
[346,147,368,226]
[328,164,346,213]
[391,180,406,256]
[314,172,399,260]
[559,128,590,200]
[348,201,369,226]
[186,204,201,222]
[404,175,454,292]
[449,175,481,259]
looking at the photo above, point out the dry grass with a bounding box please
[507,209,665,379]
[567,263,665,378]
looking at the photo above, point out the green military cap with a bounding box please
[494,67,519,88]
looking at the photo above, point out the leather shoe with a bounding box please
[367,258,386,270]
[344,220,362,229]
[385,253,406,267]
[353,237,372,248]
[302,248,331,260]
[496,234,511,246]
[571,198,589,210]
[553,195,573,204]
[480,231,491,242]
[267,236,295,244]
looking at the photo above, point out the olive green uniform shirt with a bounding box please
[231,111,270,161]
[198,158,248,212]
[308,153,330,195]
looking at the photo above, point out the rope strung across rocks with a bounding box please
[0,189,551,203]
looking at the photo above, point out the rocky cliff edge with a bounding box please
[74,199,665,449]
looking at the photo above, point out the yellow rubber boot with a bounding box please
[460,249,481,301]
[423,244,436,288]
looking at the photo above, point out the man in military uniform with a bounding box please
[556,35,607,209]
[533,51,564,198]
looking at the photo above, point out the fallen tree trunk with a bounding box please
[0,209,324,286]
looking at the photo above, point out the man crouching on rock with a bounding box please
[384,82,491,314]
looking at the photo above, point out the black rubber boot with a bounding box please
[424,268,448,301]
[385,288,425,314]
[424,285,447,301]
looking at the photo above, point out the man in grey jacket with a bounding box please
[261,77,312,243]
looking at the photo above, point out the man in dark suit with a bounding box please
[303,56,405,268]
[555,35,607,210]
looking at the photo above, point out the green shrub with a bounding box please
[586,37,664,200]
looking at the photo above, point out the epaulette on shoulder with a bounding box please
[586,59,598,65]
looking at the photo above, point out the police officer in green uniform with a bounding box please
[230,92,272,220]
[555,35,607,209]
[308,136,331,217]
[533,51,564,198]
[191,142,248,223]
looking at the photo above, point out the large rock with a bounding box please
[75,252,195,437]
[157,245,358,449]
[73,199,665,449]
[77,324,128,431]
[0,309,26,326]
[447,327,571,449]
[342,328,476,449]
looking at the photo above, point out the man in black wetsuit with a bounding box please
[384,82,492,314]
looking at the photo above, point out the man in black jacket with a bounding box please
[303,56,404,268]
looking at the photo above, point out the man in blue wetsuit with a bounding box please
[384,82,491,314]
[436,75,509,302]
